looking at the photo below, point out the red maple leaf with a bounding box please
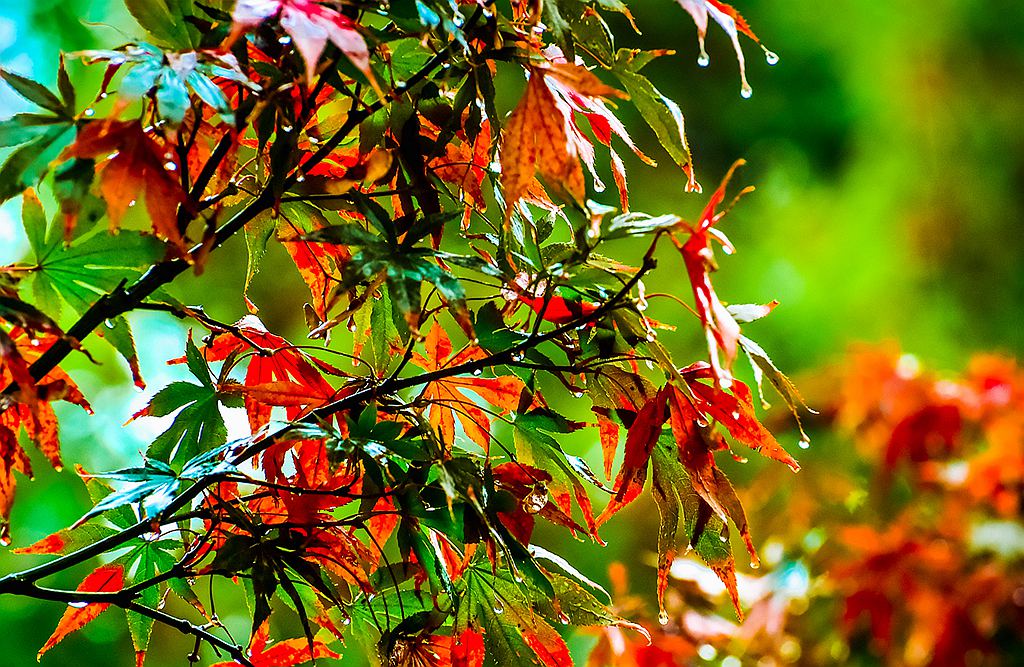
[61,119,186,251]
[670,160,753,388]
[1,328,91,543]
[410,323,526,454]
[211,620,339,667]
[37,564,125,659]
[231,0,373,85]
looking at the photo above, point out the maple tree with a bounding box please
[0,0,824,665]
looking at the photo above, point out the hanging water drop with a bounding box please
[657,609,670,625]
[84,108,95,117]
[765,51,780,66]
[571,390,585,399]
[278,35,292,45]
[471,368,483,376]
[697,52,710,68]
[740,83,753,99]
[749,559,761,570]
[127,199,137,208]
[347,320,358,332]
[164,161,178,172]
[798,437,811,450]
[104,319,115,329]
[281,125,293,133]
[492,600,504,614]
[295,175,305,183]
[98,92,108,100]
[557,611,570,625]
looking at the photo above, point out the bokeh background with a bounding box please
[1,0,1022,664]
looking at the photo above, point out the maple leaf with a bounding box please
[500,63,625,223]
[670,160,753,388]
[426,120,492,212]
[0,327,91,543]
[37,563,125,659]
[60,119,186,251]
[675,0,778,97]
[276,210,351,322]
[170,316,342,434]
[410,323,525,453]
[231,0,374,85]
[211,620,340,667]
[542,47,654,211]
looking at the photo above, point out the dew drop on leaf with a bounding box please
[84,108,95,117]
[68,601,89,609]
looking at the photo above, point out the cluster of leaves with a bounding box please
[0,0,802,665]
[584,345,1023,666]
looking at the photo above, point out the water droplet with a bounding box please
[765,50,780,66]
[697,52,710,68]
[103,319,115,329]
[0,535,9,547]
[571,390,585,398]
[53,465,63,473]
[657,609,669,625]
[308,136,319,145]
[164,161,177,171]
[295,175,305,183]
[798,438,810,450]
[98,92,108,100]
[84,108,95,117]
[342,616,351,626]
[719,533,729,543]
[278,35,292,45]
[749,559,760,570]
[30,338,40,347]
[471,368,483,376]
[557,611,570,625]
[492,600,504,614]
[510,350,524,362]
[127,199,137,208]
[281,125,293,133]
[740,83,753,99]
[347,320,358,332]
[68,601,90,609]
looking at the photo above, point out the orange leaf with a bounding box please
[38,564,125,659]
[500,69,585,223]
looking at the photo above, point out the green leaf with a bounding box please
[612,50,693,172]
[25,224,165,379]
[118,59,164,101]
[146,382,226,465]
[124,0,199,49]
[21,189,48,258]
[455,565,571,667]
[0,114,59,148]
[650,433,742,617]
[0,67,67,116]
[0,124,74,203]
[155,68,190,125]
[56,55,76,112]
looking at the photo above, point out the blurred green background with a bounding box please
[1,0,1022,664]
